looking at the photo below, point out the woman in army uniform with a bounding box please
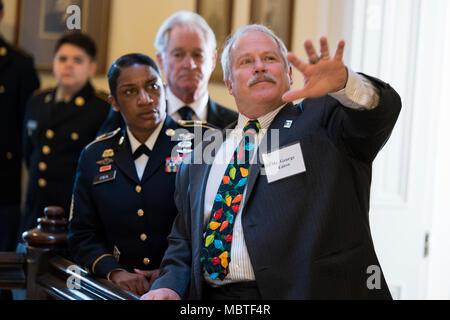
[68,53,217,296]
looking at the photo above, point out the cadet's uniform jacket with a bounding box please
[22,82,110,233]
[67,116,218,278]
[0,37,40,206]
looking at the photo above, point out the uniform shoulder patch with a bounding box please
[177,119,218,131]
[33,87,55,97]
[94,89,109,102]
[85,127,121,149]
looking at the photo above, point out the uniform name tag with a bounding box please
[261,142,306,183]
[93,170,116,185]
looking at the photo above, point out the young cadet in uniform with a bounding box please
[21,32,109,234]
[67,53,217,297]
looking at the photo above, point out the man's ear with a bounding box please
[211,49,217,71]
[156,52,164,70]
[225,79,234,96]
[89,60,98,78]
[108,95,120,112]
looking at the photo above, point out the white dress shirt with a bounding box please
[126,118,165,180]
[202,69,380,286]
[166,87,209,122]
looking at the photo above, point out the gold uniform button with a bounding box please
[42,145,51,155]
[38,178,47,188]
[71,132,79,141]
[6,152,13,160]
[137,209,144,217]
[140,233,147,241]
[143,258,150,265]
[0,46,7,56]
[135,185,142,193]
[75,96,85,107]
[0,85,5,94]
[38,162,47,171]
[46,129,54,139]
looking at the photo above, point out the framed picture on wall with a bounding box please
[14,0,111,73]
[196,0,233,83]
[250,0,294,50]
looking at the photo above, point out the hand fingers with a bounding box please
[319,37,330,60]
[304,40,319,64]
[334,40,345,61]
[286,52,307,73]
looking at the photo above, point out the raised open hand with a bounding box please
[282,37,348,102]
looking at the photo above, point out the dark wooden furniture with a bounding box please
[0,206,139,300]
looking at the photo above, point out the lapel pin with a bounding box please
[284,120,293,128]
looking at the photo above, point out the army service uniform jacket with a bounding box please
[67,116,218,278]
[22,82,110,233]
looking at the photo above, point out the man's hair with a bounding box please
[0,0,4,11]
[154,10,216,54]
[107,53,161,98]
[221,24,290,82]
[54,32,97,59]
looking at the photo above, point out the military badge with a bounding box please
[96,158,114,165]
[102,149,114,158]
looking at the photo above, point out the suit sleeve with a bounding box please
[67,148,122,278]
[150,161,193,299]
[324,74,402,163]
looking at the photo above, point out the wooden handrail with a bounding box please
[0,205,140,300]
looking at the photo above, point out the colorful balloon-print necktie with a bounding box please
[201,120,261,280]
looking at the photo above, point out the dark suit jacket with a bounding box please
[97,98,237,135]
[151,74,401,299]
[22,82,110,233]
[206,98,237,129]
[68,117,218,278]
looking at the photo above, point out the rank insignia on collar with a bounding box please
[165,129,175,137]
[102,149,114,158]
[96,158,114,165]
[165,157,182,173]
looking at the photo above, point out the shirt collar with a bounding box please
[126,116,166,153]
[166,86,209,119]
[235,103,287,132]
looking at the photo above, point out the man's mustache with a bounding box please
[247,73,277,87]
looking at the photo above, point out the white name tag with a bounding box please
[261,142,306,183]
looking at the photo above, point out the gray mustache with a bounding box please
[247,73,277,87]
